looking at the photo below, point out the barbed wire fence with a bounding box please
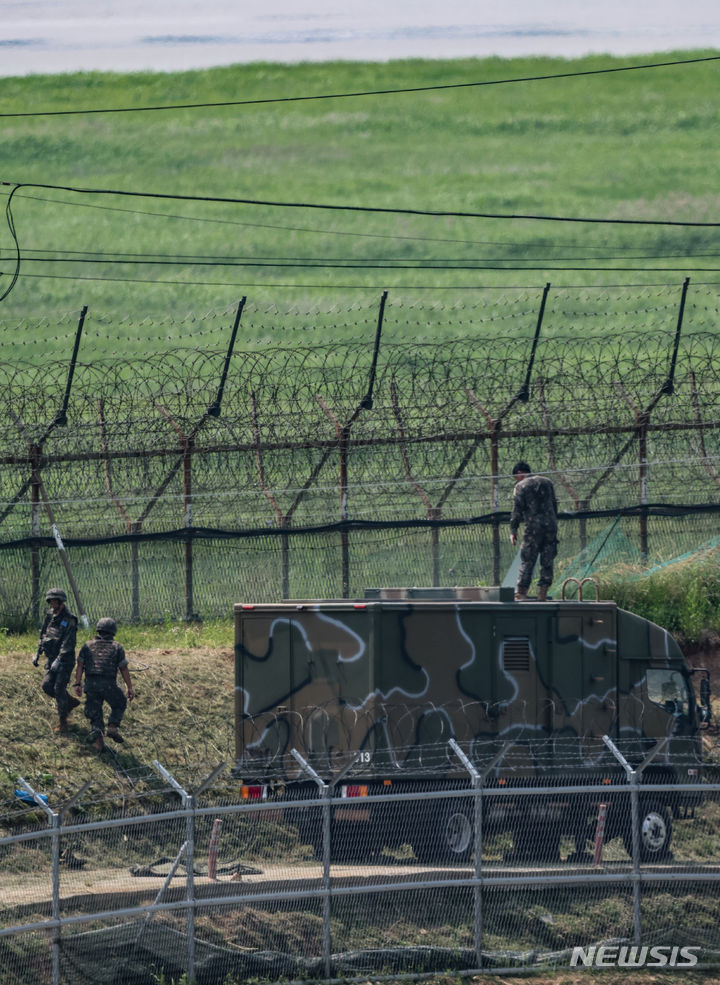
[1,281,719,627]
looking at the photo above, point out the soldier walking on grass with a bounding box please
[73,618,135,752]
[35,587,81,733]
[509,462,558,602]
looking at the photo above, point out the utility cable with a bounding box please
[0,54,717,118]
[13,248,720,264]
[7,190,714,254]
[0,184,21,302]
[3,180,718,227]
[4,269,718,292]
[5,179,716,303]
[7,257,720,272]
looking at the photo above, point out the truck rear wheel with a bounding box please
[414,801,473,863]
[623,799,673,861]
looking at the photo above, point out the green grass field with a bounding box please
[1,52,719,640]
[0,51,718,358]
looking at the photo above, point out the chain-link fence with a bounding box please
[2,284,720,626]
[2,735,720,984]
[1,508,720,628]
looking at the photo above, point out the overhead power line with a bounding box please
[3,180,719,227]
[0,54,717,118]
[2,179,717,303]
[10,254,720,272]
[7,270,716,292]
[9,190,716,254]
[16,247,720,264]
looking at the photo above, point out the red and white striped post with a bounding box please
[593,803,608,865]
[208,818,223,880]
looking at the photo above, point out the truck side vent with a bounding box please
[502,638,531,672]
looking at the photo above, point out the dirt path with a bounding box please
[4,857,720,916]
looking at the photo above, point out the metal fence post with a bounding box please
[291,748,360,979]
[603,733,672,947]
[18,777,60,985]
[183,437,194,621]
[602,736,642,944]
[130,522,141,621]
[629,769,642,943]
[153,761,195,982]
[449,740,483,967]
[291,750,332,978]
[30,450,41,626]
[450,739,512,970]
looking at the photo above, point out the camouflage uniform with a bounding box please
[77,634,129,738]
[39,605,78,718]
[510,473,558,591]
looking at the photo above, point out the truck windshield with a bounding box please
[646,668,691,723]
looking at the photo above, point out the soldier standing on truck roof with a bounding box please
[509,462,558,602]
[35,587,81,733]
[73,617,135,752]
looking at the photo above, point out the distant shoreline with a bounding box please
[1,0,718,79]
[1,45,717,81]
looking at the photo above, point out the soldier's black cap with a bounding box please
[512,462,531,476]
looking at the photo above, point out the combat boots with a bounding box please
[54,718,69,733]
[537,585,548,602]
[92,733,105,752]
[514,589,528,601]
[107,725,124,743]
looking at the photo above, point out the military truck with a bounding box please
[234,585,711,862]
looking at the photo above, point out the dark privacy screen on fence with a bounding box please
[1,283,719,625]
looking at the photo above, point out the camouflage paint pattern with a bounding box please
[234,588,700,784]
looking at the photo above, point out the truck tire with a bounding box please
[415,801,473,863]
[623,799,673,861]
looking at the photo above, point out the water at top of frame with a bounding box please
[0,0,718,77]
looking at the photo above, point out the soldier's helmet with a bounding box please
[45,587,67,602]
[96,617,117,637]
